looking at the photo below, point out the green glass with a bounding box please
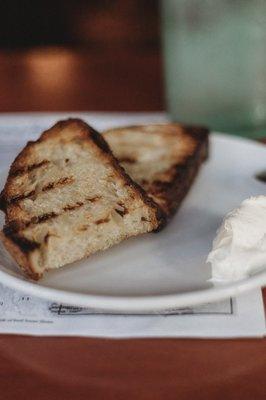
[161,0,266,138]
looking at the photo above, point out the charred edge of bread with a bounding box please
[2,226,40,253]
[0,231,40,280]
[0,190,6,212]
[150,127,209,218]
[182,125,209,160]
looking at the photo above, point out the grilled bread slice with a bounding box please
[103,124,209,217]
[0,119,164,279]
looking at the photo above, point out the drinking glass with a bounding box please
[161,0,266,138]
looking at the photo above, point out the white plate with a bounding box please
[0,133,266,312]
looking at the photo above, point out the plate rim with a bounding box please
[0,265,265,312]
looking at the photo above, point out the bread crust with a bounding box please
[151,125,209,217]
[0,119,165,278]
[0,231,40,279]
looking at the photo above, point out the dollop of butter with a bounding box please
[207,196,266,281]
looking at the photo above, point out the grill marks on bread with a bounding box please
[10,160,50,177]
[63,201,84,212]
[5,146,130,233]
[118,157,136,164]
[95,217,110,225]
[42,176,74,192]
[6,155,135,237]
[4,194,129,236]
[7,175,74,205]
[114,202,128,217]
[8,190,36,204]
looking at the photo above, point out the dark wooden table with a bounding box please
[0,47,265,400]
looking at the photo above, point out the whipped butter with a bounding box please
[207,196,266,281]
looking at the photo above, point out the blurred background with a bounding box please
[0,0,265,137]
[0,0,163,112]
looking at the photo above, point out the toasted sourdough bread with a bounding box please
[103,124,209,217]
[0,119,164,279]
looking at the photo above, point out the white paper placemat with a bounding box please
[0,112,265,338]
[0,282,264,338]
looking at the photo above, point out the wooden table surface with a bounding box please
[0,47,265,400]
